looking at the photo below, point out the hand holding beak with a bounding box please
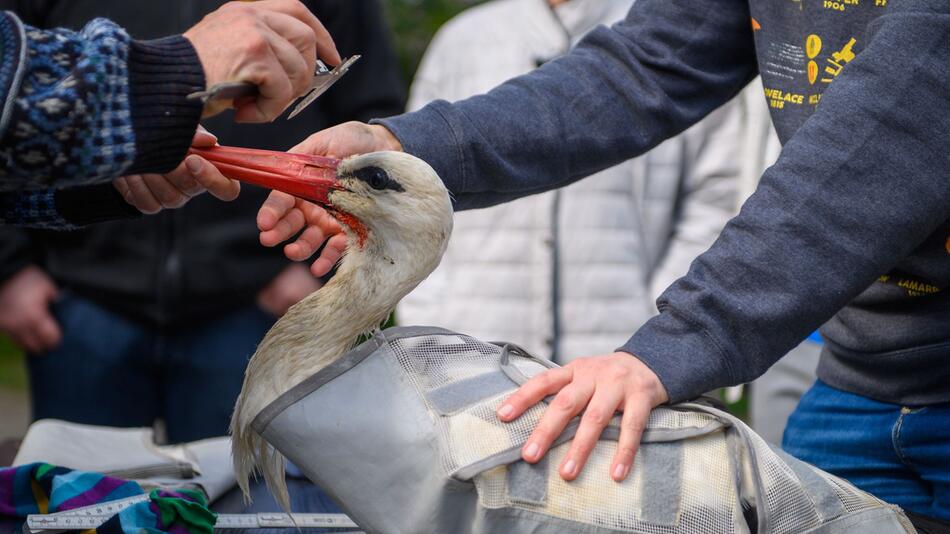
[252,123,396,275]
[114,127,240,214]
[257,190,346,277]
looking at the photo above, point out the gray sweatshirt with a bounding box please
[377,0,950,406]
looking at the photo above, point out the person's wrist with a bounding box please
[617,350,670,405]
[369,124,403,152]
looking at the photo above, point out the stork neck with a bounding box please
[252,245,399,391]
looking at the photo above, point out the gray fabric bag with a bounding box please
[252,327,915,534]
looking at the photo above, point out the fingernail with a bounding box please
[524,442,539,459]
[185,156,202,174]
[613,463,628,480]
[498,404,514,419]
[563,459,577,477]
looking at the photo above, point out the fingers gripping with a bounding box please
[258,191,298,233]
[124,175,162,214]
[262,207,305,247]
[257,0,340,64]
[186,155,240,201]
[309,233,346,277]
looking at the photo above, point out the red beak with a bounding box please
[189,145,343,206]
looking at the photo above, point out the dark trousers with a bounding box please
[28,292,275,443]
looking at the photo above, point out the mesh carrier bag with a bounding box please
[252,327,916,534]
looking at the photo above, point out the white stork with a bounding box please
[229,151,454,511]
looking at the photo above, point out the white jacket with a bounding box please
[398,0,744,362]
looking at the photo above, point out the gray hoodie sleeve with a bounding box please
[380,0,950,403]
[622,1,950,402]
[376,0,757,210]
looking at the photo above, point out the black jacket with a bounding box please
[0,0,405,327]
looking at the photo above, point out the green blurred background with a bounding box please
[386,0,483,84]
[0,336,25,391]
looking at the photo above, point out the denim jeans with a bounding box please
[28,292,275,443]
[213,475,345,529]
[783,379,950,520]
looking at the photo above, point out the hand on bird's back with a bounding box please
[255,121,401,276]
[498,353,668,483]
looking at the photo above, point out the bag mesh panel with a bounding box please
[819,469,893,514]
[473,432,743,534]
[741,429,891,533]
[386,332,913,533]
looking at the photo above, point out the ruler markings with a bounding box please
[26,495,358,531]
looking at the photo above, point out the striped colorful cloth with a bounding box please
[0,463,216,534]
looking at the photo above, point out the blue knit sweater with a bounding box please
[0,11,204,228]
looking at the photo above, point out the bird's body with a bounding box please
[230,151,453,510]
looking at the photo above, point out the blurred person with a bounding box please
[0,0,403,446]
[0,0,338,227]
[398,0,743,362]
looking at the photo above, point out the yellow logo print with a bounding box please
[806,34,822,84]
[821,37,857,83]
[945,236,950,255]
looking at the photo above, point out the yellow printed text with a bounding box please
[763,87,805,109]
[823,0,859,11]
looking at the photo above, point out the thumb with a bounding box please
[35,314,62,350]
[186,155,241,201]
[42,276,59,301]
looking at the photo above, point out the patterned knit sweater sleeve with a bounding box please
[0,10,205,228]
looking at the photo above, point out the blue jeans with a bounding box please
[783,379,950,520]
[29,292,275,443]
[213,476,345,528]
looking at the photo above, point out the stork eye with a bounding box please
[352,166,404,192]
[368,169,387,189]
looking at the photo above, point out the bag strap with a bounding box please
[496,342,559,385]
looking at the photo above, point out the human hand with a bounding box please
[184,0,341,121]
[497,352,669,482]
[114,127,240,214]
[0,266,61,354]
[257,263,323,317]
[257,191,346,277]
[288,121,403,159]
[253,126,396,272]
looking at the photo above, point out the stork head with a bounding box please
[318,151,454,272]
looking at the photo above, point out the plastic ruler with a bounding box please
[24,494,360,532]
